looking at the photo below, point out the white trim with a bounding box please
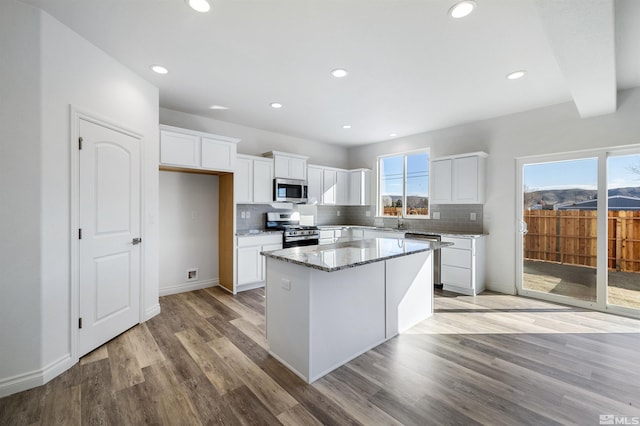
[69,106,146,365]
[159,279,219,296]
[144,304,161,321]
[236,281,265,292]
[0,354,74,398]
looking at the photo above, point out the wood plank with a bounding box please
[175,328,242,395]
[79,344,108,365]
[40,384,81,426]
[106,333,145,391]
[208,336,298,417]
[125,322,165,368]
[276,404,324,426]
[80,358,121,425]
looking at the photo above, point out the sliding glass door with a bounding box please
[517,149,640,317]
[606,153,640,312]
[520,157,600,304]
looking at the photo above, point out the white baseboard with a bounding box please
[236,282,265,292]
[144,303,161,321]
[159,278,218,296]
[0,354,75,398]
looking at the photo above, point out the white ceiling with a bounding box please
[21,0,640,146]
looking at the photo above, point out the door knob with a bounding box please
[132,237,142,245]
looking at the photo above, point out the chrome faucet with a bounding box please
[397,210,406,230]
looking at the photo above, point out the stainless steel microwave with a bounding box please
[274,178,308,203]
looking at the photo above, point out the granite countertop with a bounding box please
[317,225,487,238]
[236,229,283,236]
[261,237,453,272]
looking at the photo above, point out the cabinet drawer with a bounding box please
[237,234,282,247]
[442,247,471,268]
[441,265,472,288]
[441,237,472,250]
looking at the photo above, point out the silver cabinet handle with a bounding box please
[132,237,142,245]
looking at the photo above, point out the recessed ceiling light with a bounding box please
[150,65,168,74]
[209,105,229,110]
[342,125,352,129]
[389,133,397,137]
[506,70,526,80]
[187,0,210,13]
[331,68,349,78]
[270,102,283,109]
[449,1,476,18]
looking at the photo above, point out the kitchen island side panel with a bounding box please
[265,258,311,380]
[308,262,386,381]
[385,251,433,337]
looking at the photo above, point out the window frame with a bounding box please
[376,148,430,219]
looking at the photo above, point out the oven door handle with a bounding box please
[285,235,319,242]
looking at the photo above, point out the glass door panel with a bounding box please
[606,154,640,310]
[521,158,599,302]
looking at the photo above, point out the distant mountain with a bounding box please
[524,187,640,209]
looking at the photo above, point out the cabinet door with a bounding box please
[307,166,323,204]
[430,159,453,204]
[201,137,236,171]
[253,159,274,203]
[323,169,337,205]
[453,156,479,203]
[261,243,282,281]
[290,157,307,180]
[234,157,252,203]
[237,246,262,285]
[274,156,290,178]
[336,171,349,205]
[160,130,200,167]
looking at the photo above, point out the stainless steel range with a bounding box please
[266,212,320,248]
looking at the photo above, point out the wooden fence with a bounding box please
[523,210,640,272]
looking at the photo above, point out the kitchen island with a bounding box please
[261,237,451,383]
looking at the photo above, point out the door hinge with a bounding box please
[79,137,83,150]
[78,317,83,329]
[79,228,82,239]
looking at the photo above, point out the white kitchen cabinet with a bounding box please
[160,125,239,172]
[267,151,308,180]
[160,130,200,168]
[307,165,323,204]
[363,229,404,239]
[336,171,349,205]
[235,154,274,204]
[440,235,486,296]
[236,233,282,290]
[430,152,487,204]
[349,169,371,205]
[323,169,337,205]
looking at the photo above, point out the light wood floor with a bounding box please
[2,287,640,425]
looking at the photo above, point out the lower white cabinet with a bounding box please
[363,229,404,239]
[236,234,282,289]
[440,235,486,296]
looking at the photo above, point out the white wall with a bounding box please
[0,0,44,392]
[159,171,219,295]
[160,108,350,169]
[349,88,640,294]
[0,0,160,397]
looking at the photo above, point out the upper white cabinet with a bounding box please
[308,165,371,206]
[160,125,239,172]
[265,151,308,180]
[235,154,274,204]
[349,169,371,206]
[430,152,487,204]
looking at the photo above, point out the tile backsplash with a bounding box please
[236,203,484,234]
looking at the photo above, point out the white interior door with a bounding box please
[78,118,141,356]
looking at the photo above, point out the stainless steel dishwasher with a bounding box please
[404,233,443,289]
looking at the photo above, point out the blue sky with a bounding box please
[524,154,640,191]
[380,153,429,196]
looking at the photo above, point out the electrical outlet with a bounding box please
[470,212,477,221]
[246,211,251,219]
[337,210,341,216]
[432,212,440,219]
[281,278,291,291]
[240,211,246,219]
[366,211,371,217]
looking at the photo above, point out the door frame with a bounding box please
[69,106,145,361]
[515,145,640,319]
